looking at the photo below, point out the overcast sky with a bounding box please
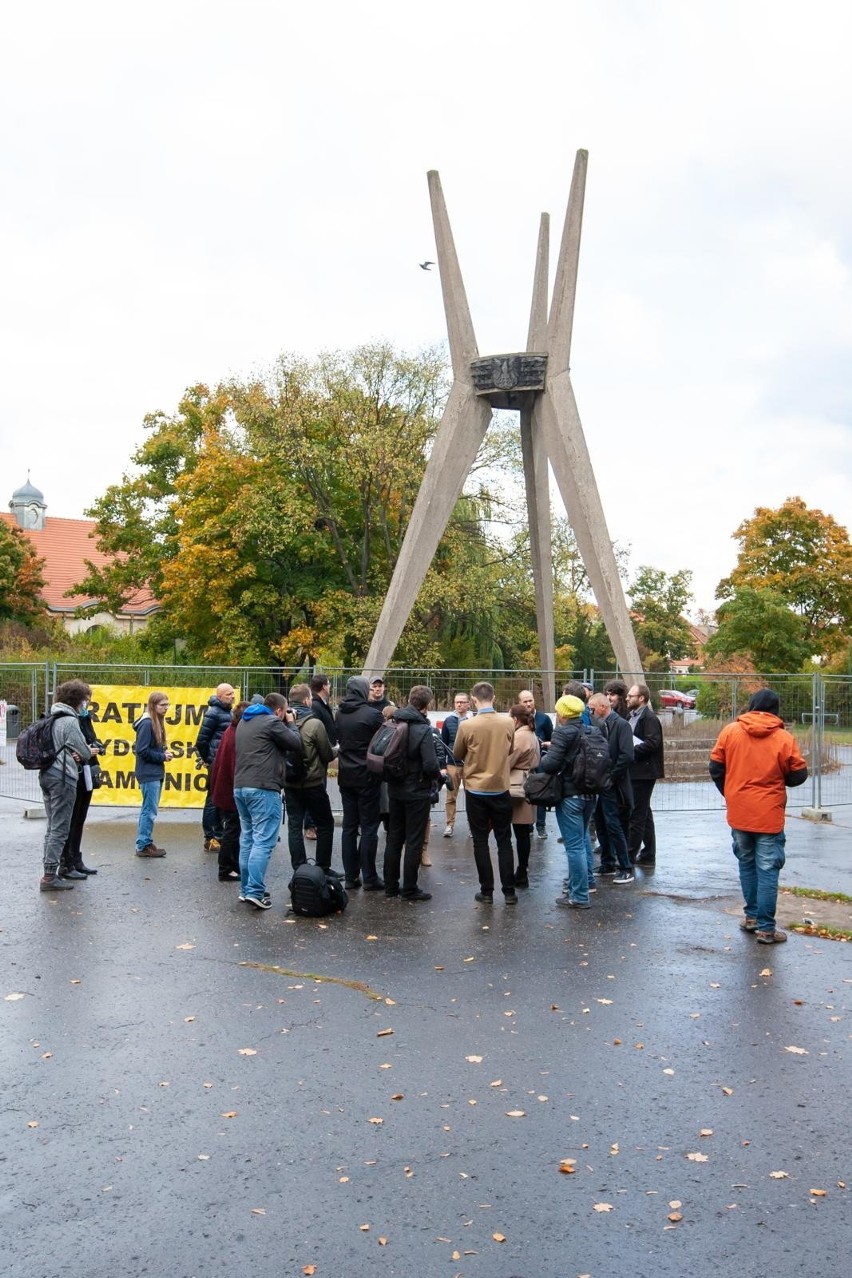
[2,0,850,615]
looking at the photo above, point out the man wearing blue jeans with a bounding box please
[589,693,635,884]
[233,693,302,909]
[710,689,808,945]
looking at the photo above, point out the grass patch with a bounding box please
[782,886,852,905]
[790,923,852,942]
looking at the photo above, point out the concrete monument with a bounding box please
[363,151,642,703]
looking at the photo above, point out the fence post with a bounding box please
[803,671,831,823]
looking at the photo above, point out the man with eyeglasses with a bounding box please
[625,684,664,866]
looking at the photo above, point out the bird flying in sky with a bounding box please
[419,261,435,270]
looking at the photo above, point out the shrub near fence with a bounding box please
[1,663,850,812]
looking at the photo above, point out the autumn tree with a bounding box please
[0,521,49,626]
[628,566,694,670]
[717,496,852,657]
[704,586,810,672]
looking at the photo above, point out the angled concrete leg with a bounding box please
[363,384,493,674]
[521,405,556,709]
[539,373,642,676]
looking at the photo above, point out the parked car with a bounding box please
[658,689,696,709]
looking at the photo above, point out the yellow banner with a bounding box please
[88,685,218,808]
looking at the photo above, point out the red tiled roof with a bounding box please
[1,513,158,616]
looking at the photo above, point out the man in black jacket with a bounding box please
[383,686,442,902]
[589,693,635,884]
[626,683,664,865]
[195,683,236,851]
[335,677,384,890]
[310,673,337,748]
[233,693,302,909]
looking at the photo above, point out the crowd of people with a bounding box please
[34,672,807,944]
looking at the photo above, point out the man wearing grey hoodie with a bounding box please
[38,680,93,892]
[335,677,384,890]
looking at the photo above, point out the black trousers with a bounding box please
[513,823,533,871]
[286,785,335,870]
[340,783,382,885]
[383,792,431,893]
[596,788,632,873]
[628,779,657,860]
[61,776,93,866]
[218,809,241,877]
[466,790,516,895]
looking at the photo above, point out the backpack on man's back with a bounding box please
[16,711,73,771]
[366,719,410,779]
[571,725,612,794]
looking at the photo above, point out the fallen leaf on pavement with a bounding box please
[785,1046,808,1055]
[378,1237,388,1246]
[699,1128,713,1137]
[490,1079,503,1087]
[368,1118,384,1125]
[465,1055,483,1063]
[559,1159,576,1174]
[391,1094,404,1101]
[505,1110,526,1118]
[596,998,613,1005]
[221,1111,238,1118]
[492,1232,506,1242]
[197,1154,210,1160]
[4,993,26,1001]
[769,1171,789,1179]
[238,1048,257,1056]
[721,1087,734,1095]
[175,943,195,951]
[810,1189,827,1196]
[759,968,772,977]
[662,1068,675,1076]
[687,1152,708,1162]
[303,1266,317,1275]
[463,957,475,963]
[593,1203,613,1212]
[27,1121,38,1128]
[359,1224,370,1231]
[376,1029,394,1038]
[668,1211,683,1222]
[250,1208,266,1215]
[669,1200,682,1209]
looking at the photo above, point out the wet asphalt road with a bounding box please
[3,800,851,1278]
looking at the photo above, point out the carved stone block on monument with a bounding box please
[470,353,547,407]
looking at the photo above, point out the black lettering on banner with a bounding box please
[193,774,209,792]
[100,701,123,724]
[169,742,186,759]
[122,702,144,722]
[164,773,186,792]
[184,704,207,727]
[115,771,137,791]
[114,740,131,757]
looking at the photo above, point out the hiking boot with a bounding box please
[475,891,493,904]
[514,870,529,888]
[504,890,518,905]
[58,864,88,880]
[401,888,432,902]
[756,928,787,944]
[136,844,166,857]
[740,917,758,932]
[536,827,547,839]
[40,873,74,891]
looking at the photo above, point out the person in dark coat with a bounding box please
[589,692,635,884]
[210,701,248,881]
[194,683,236,851]
[59,698,104,878]
[382,686,442,902]
[335,677,384,890]
[626,683,665,865]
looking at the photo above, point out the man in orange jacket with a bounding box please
[709,689,808,945]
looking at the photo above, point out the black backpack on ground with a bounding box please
[16,711,73,771]
[570,725,612,794]
[288,862,349,917]
[366,719,410,779]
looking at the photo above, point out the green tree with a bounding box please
[704,586,810,672]
[628,566,694,670]
[0,521,49,626]
[717,496,852,657]
[75,344,520,667]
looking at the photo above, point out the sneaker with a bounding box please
[136,844,166,858]
[756,928,787,944]
[613,871,634,885]
[245,895,272,909]
[474,891,493,904]
[740,917,758,932]
[363,879,386,892]
[443,825,453,838]
[504,890,518,905]
[598,867,617,876]
[401,888,432,902]
[555,895,590,909]
[588,882,598,893]
[219,871,241,881]
[385,886,400,898]
[514,871,529,888]
[40,873,74,891]
[239,891,271,903]
[536,827,547,840]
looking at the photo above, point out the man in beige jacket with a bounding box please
[453,682,517,904]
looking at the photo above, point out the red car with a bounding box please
[658,689,696,709]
